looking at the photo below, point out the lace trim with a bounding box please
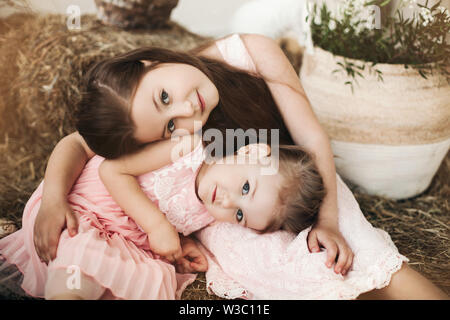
[138,140,212,236]
[203,243,408,300]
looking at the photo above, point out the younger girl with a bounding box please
[0,137,326,300]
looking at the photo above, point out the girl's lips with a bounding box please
[212,185,217,203]
[196,90,205,113]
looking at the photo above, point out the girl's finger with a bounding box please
[177,257,191,272]
[190,254,208,272]
[190,261,207,272]
[334,247,348,274]
[35,241,44,263]
[33,229,43,256]
[343,253,354,275]
[38,234,50,263]
[40,248,48,264]
[41,245,50,265]
[307,232,320,253]
[325,242,338,268]
[187,249,202,261]
[193,254,208,271]
[42,246,50,264]
[66,211,79,237]
[47,230,61,262]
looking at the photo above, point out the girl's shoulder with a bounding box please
[197,33,290,80]
[197,33,257,73]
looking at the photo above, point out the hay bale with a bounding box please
[0,12,448,299]
[94,0,179,29]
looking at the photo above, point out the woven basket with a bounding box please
[300,46,450,199]
[94,0,179,29]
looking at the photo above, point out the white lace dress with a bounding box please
[192,33,409,300]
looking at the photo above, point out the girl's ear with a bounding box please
[237,143,271,159]
[140,60,153,67]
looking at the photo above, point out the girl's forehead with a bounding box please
[138,64,174,88]
[143,63,171,76]
[220,155,280,175]
[141,63,195,84]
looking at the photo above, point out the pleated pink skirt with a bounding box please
[0,181,196,299]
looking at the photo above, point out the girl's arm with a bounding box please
[99,134,199,262]
[34,132,95,263]
[241,34,338,221]
[241,34,353,275]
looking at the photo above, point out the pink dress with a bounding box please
[0,141,215,299]
[193,34,409,300]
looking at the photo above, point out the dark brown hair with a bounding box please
[262,145,326,234]
[76,45,293,159]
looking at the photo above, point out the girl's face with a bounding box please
[195,148,284,231]
[131,63,219,143]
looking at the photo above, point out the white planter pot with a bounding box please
[300,46,450,199]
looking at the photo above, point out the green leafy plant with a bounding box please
[307,0,450,91]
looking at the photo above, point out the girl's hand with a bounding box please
[307,220,354,276]
[147,219,182,263]
[175,236,208,273]
[33,199,79,264]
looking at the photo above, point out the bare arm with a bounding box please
[241,34,353,275]
[240,34,338,224]
[41,132,95,201]
[99,134,199,261]
[34,131,95,263]
[99,135,197,231]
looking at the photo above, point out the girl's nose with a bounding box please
[175,100,195,117]
[221,193,234,209]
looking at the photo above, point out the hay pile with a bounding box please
[0,12,448,300]
[354,153,449,293]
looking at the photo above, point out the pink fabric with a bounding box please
[192,33,408,300]
[0,142,214,299]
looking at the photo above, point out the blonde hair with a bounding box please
[262,145,326,234]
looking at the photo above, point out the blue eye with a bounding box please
[236,209,244,222]
[242,181,250,195]
[161,89,169,104]
[167,119,175,133]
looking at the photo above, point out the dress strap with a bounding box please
[215,34,257,73]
